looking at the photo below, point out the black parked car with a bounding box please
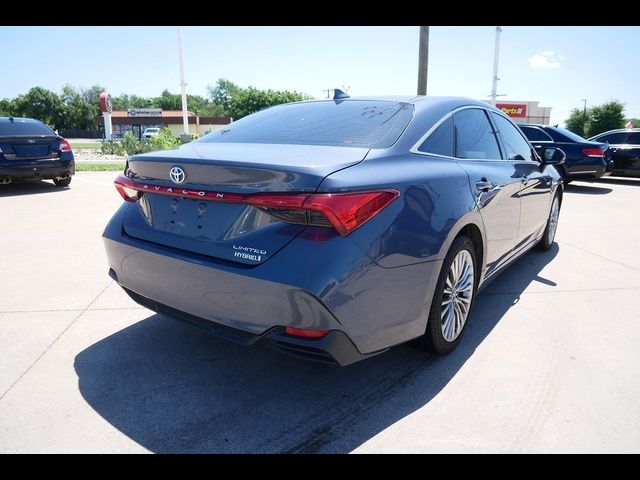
[0,117,75,187]
[519,124,612,184]
[589,128,640,177]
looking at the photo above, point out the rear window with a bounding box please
[0,118,55,136]
[547,126,586,143]
[520,126,552,142]
[197,100,414,149]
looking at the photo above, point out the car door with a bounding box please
[491,112,553,249]
[595,132,632,174]
[452,108,522,275]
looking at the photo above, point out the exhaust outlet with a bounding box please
[0,177,12,185]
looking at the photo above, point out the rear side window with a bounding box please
[627,132,640,144]
[197,100,414,149]
[491,113,535,161]
[417,115,454,157]
[520,126,552,142]
[0,119,56,136]
[453,108,501,160]
[595,132,628,144]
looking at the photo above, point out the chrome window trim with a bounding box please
[410,105,512,163]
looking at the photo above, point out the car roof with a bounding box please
[0,116,46,124]
[592,128,640,136]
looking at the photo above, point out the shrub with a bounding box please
[100,128,180,157]
[149,127,181,151]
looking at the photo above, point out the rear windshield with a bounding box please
[0,119,56,137]
[549,126,586,143]
[197,100,414,148]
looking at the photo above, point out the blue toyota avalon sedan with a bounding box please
[103,95,565,365]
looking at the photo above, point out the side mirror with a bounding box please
[541,147,566,165]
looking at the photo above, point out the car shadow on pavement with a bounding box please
[593,176,640,187]
[0,180,68,197]
[563,183,612,195]
[74,244,559,453]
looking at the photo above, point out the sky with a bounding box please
[1,26,639,126]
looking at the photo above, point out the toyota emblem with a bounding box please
[169,166,186,184]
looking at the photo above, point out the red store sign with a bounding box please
[497,103,527,118]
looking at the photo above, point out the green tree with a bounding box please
[12,87,66,129]
[208,78,241,114]
[565,107,588,137]
[0,98,16,116]
[156,89,182,110]
[60,85,101,130]
[227,87,308,119]
[585,101,625,137]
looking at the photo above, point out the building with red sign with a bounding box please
[483,100,552,125]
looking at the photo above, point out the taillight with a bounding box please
[284,327,329,338]
[59,139,72,152]
[247,190,399,236]
[112,174,399,236]
[583,147,604,157]
[114,175,139,202]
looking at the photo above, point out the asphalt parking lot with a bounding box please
[1,172,639,453]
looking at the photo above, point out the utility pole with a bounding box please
[417,26,429,95]
[322,89,332,99]
[490,26,502,106]
[177,26,189,136]
[581,98,587,129]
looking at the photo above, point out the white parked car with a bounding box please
[142,128,160,140]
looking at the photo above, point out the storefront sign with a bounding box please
[99,92,113,113]
[496,103,527,118]
[128,108,163,117]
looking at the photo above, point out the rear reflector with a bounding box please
[59,139,72,152]
[583,147,604,157]
[284,327,329,338]
[113,174,399,236]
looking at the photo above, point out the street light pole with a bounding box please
[177,26,189,136]
[417,26,429,95]
[490,26,502,106]
[581,98,587,129]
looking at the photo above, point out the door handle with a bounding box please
[475,179,494,191]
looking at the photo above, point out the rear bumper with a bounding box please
[114,277,372,366]
[0,156,75,181]
[103,203,441,362]
[566,163,606,180]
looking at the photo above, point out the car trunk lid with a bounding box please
[0,136,62,160]
[122,142,368,265]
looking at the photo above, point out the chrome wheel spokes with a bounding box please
[548,197,560,243]
[440,250,475,342]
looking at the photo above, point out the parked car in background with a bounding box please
[142,127,160,140]
[519,124,612,184]
[0,117,74,187]
[589,128,640,177]
[104,96,565,366]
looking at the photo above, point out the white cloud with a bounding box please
[528,51,565,69]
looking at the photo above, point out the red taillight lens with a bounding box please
[59,139,72,152]
[305,190,400,236]
[583,147,604,157]
[112,174,399,236]
[246,190,399,236]
[114,175,139,202]
[284,327,329,338]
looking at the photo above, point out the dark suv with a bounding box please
[589,128,640,177]
[0,117,75,187]
[519,124,612,184]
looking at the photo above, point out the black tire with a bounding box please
[421,235,477,355]
[536,193,561,251]
[53,176,72,187]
